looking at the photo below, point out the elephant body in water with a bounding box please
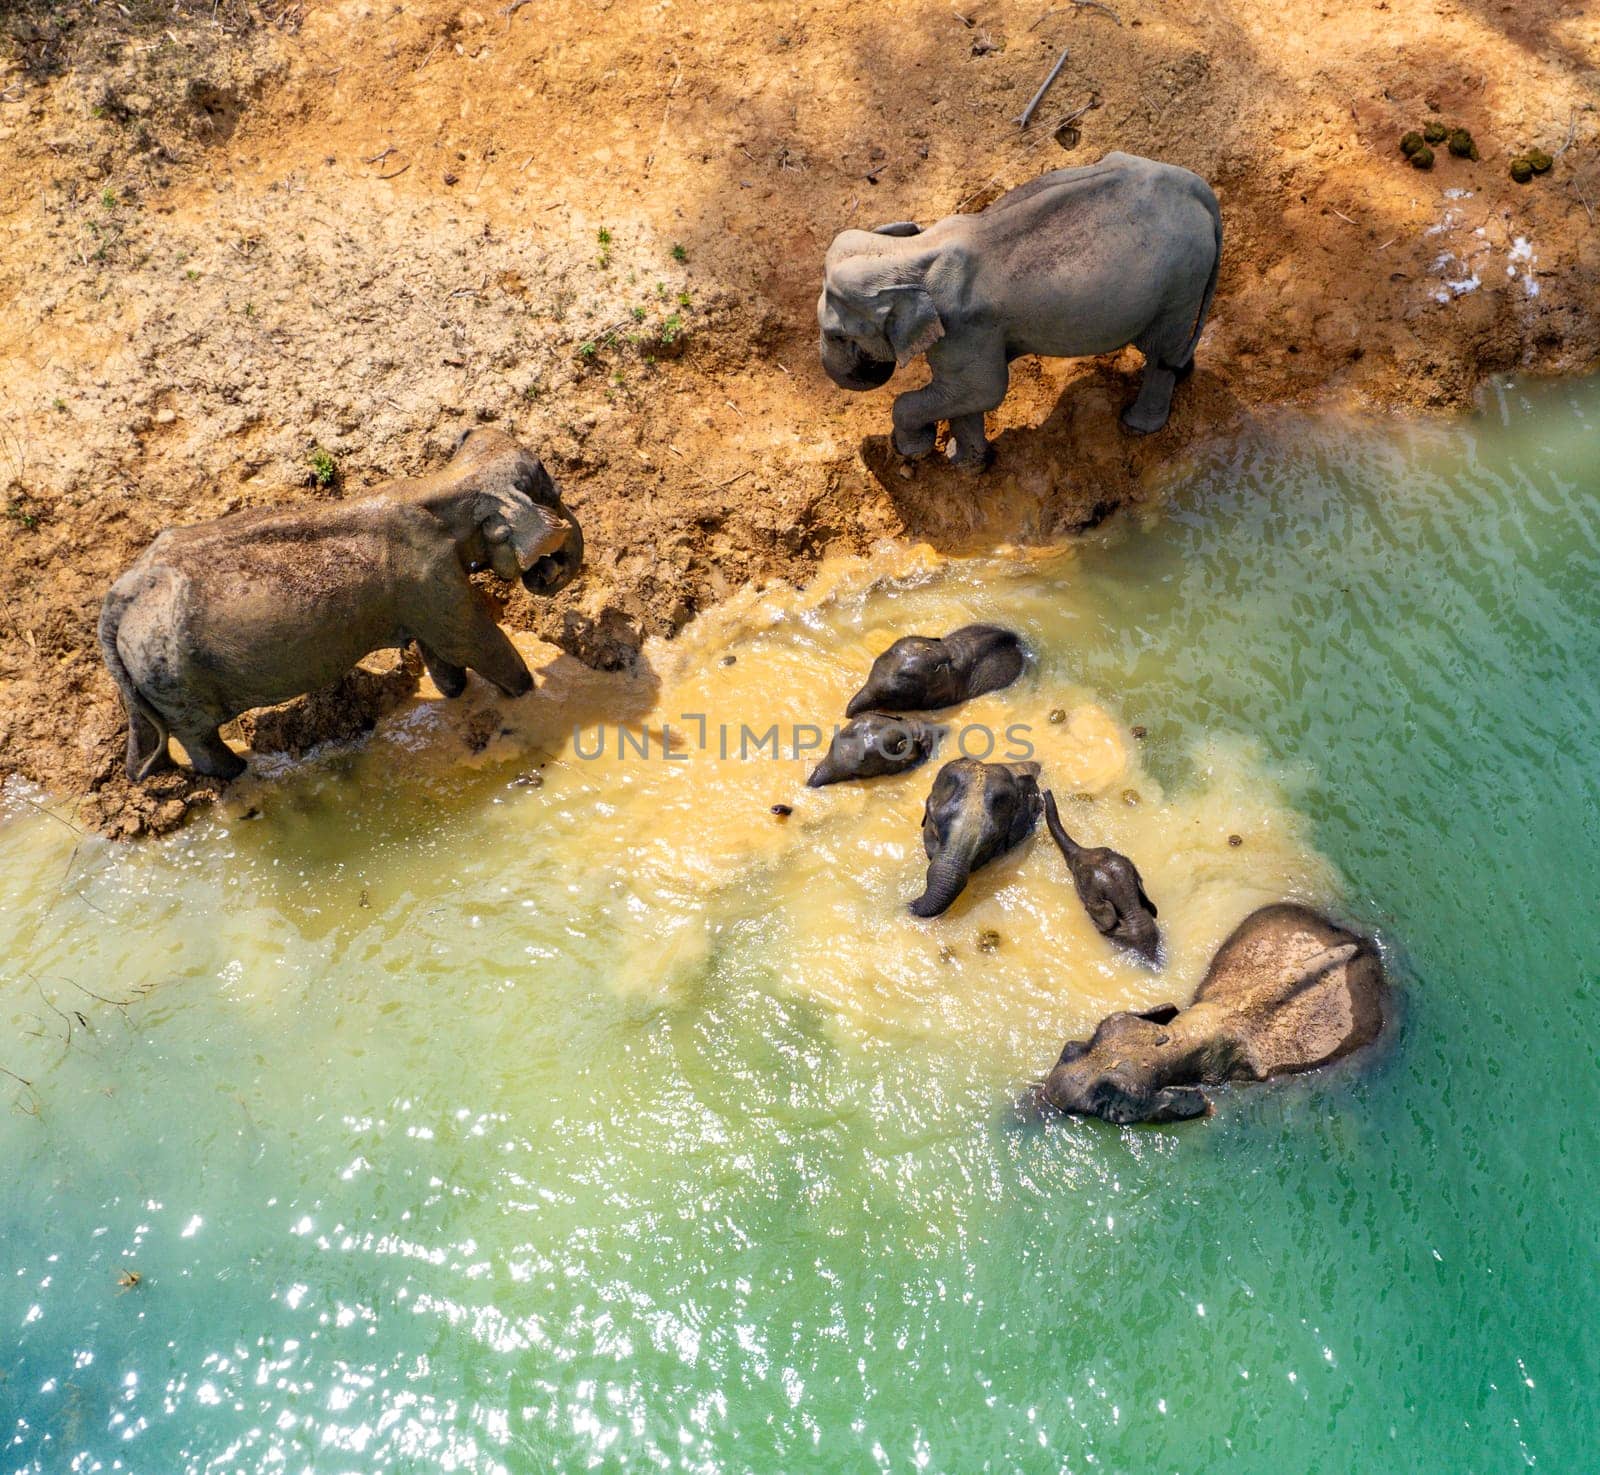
[1043,791,1161,963]
[817,152,1223,466]
[911,757,1042,917]
[807,713,945,787]
[98,428,583,782]
[1034,904,1388,1123]
[846,625,1025,717]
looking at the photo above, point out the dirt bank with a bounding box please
[2,0,1597,834]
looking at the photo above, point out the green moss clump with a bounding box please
[1424,121,1448,144]
[1509,157,1534,184]
[1527,148,1553,174]
[1400,130,1426,158]
[1447,128,1479,160]
[1410,144,1435,170]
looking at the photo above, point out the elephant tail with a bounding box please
[1177,185,1224,370]
[97,588,169,782]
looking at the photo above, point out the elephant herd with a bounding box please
[806,626,1389,1122]
[94,149,1390,1123]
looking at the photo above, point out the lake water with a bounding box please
[3,377,1597,1472]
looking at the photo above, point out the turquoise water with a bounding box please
[4,378,1599,1471]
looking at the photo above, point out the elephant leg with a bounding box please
[1123,310,1197,435]
[417,641,468,699]
[413,594,533,699]
[178,724,247,781]
[892,342,1009,464]
[946,414,995,471]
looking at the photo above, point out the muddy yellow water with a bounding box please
[295,541,1332,1058]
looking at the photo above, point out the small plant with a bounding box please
[631,306,646,322]
[660,312,684,345]
[243,301,255,318]
[670,242,688,263]
[6,498,39,530]
[597,226,612,246]
[655,281,668,299]
[577,340,598,361]
[676,290,691,307]
[51,398,66,412]
[100,188,118,210]
[184,268,199,281]
[309,449,337,488]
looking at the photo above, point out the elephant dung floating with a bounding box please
[807,713,945,787]
[1033,904,1388,1124]
[817,152,1223,467]
[911,757,1043,918]
[846,624,1026,717]
[1043,790,1161,963]
[99,427,583,782]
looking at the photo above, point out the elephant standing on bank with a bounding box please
[818,152,1222,467]
[99,428,583,781]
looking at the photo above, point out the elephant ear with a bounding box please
[882,285,945,367]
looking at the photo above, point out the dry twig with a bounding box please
[1018,46,1070,128]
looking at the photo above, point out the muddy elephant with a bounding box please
[817,152,1222,466]
[910,757,1042,917]
[807,713,944,787]
[98,427,583,782]
[1031,904,1387,1124]
[846,625,1026,717]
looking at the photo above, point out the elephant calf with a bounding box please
[1033,904,1387,1124]
[818,151,1222,466]
[99,427,583,782]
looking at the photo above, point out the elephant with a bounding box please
[806,713,945,787]
[910,757,1042,918]
[98,427,583,782]
[1031,904,1388,1124]
[1043,790,1161,963]
[846,624,1026,718]
[817,151,1223,467]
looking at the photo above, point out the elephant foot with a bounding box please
[946,439,995,473]
[1120,401,1173,437]
[892,425,938,460]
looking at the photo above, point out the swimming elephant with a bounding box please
[1032,904,1387,1124]
[1043,790,1161,963]
[807,713,945,787]
[817,151,1223,466]
[910,757,1042,918]
[98,427,583,782]
[846,625,1025,718]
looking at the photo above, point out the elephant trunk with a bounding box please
[820,335,896,392]
[909,852,973,918]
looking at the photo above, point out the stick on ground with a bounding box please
[1018,45,1070,128]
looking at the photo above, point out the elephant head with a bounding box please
[442,427,584,596]
[1036,1005,1214,1124]
[807,713,944,787]
[910,757,1042,918]
[817,223,945,392]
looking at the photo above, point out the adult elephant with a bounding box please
[98,427,583,782]
[817,152,1222,467]
[1030,905,1388,1124]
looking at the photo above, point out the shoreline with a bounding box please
[2,0,1597,835]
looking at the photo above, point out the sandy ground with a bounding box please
[2,0,1597,834]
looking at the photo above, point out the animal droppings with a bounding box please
[1048,708,1067,724]
[976,929,1001,954]
[1400,131,1426,158]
